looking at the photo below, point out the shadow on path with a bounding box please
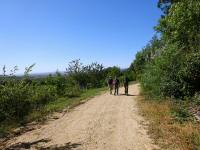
[39,142,82,150]
[5,139,81,150]
[5,139,51,150]
[119,94,139,96]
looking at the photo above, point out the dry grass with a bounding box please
[137,96,200,150]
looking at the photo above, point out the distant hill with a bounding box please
[0,71,66,79]
[30,72,65,78]
[0,68,128,79]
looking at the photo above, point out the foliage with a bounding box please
[157,0,200,52]
[131,0,200,100]
[0,59,133,133]
[104,66,121,78]
[0,79,32,121]
[122,69,136,82]
[172,103,193,123]
[44,72,67,95]
[66,59,105,88]
[64,77,82,98]
[31,85,57,108]
[130,36,164,79]
[0,79,57,122]
[181,52,200,94]
[192,92,200,105]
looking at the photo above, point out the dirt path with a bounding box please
[4,84,157,150]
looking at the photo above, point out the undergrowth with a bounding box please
[137,96,200,150]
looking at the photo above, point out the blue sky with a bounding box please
[0,0,161,74]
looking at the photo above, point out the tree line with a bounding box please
[130,0,200,101]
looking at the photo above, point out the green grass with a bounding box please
[0,87,106,138]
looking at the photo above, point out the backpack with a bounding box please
[124,77,129,84]
[108,79,113,85]
[115,79,120,86]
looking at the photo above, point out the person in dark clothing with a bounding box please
[114,77,120,95]
[108,76,113,95]
[124,76,129,95]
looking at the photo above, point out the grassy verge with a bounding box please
[0,87,106,138]
[137,96,200,150]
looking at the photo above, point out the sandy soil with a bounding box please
[4,84,158,150]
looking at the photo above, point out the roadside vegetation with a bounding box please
[130,0,200,149]
[137,96,200,150]
[0,59,135,138]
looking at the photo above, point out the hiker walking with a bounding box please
[124,76,129,95]
[114,76,120,95]
[108,76,113,95]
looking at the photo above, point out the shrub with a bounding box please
[45,73,67,96]
[181,52,200,96]
[31,85,57,108]
[64,78,82,98]
[192,92,200,105]
[0,79,57,122]
[172,104,193,123]
[0,80,32,121]
[140,61,162,98]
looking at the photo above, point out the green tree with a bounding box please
[136,0,200,99]
[104,66,121,78]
